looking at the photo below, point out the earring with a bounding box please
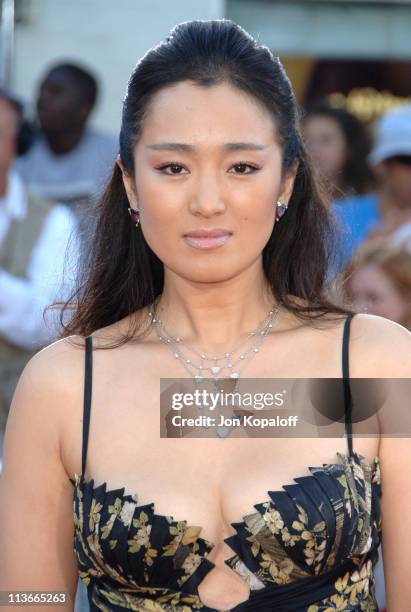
[275,200,288,222]
[128,207,140,227]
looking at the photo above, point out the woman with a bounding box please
[1,19,410,612]
[302,102,375,202]
[346,239,411,330]
[303,103,378,267]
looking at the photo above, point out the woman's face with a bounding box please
[303,115,347,187]
[349,263,410,324]
[122,81,296,285]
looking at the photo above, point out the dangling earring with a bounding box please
[275,200,288,222]
[128,207,140,227]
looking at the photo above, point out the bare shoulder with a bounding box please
[4,335,87,442]
[21,311,139,386]
[16,321,132,416]
[21,334,86,394]
[349,313,411,377]
[20,308,152,403]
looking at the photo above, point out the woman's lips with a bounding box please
[183,233,232,250]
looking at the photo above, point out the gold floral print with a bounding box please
[89,498,103,534]
[260,553,294,583]
[128,511,152,553]
[72,451,381,610]
[101,497,122,539]
[263,507,284,533]
[307,559,376,611]
[181,552,202,575]
[120,500,137,527]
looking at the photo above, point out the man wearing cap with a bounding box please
[0,89,78,462]
[333,103,411,263]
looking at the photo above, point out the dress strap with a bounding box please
[82,335,93,478]
[342,315,354,456]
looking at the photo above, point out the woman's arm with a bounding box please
[350,314,411,611]
[0,339,83,609]
[379,436,411,611]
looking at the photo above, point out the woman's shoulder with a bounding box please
[348,313,411,377]
[16,335,89,423]
[277,303,410,376]
[4,336,89,478]
[23,311,153,389]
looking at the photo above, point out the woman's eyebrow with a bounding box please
[146,142,268,152]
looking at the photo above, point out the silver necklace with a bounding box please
[149,302,279,380]
[149,301,280,437]
[154,311,271,361]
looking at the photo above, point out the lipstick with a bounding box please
[183,229,232,250]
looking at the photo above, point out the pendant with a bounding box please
[216,425,230,438]
[229,372,239,379]
[211,366,221,375]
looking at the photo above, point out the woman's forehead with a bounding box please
[139,81,278,147]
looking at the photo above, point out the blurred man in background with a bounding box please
[367,104,411,248]
[0,89,78,462]
[15,62,117,214]
[331,103,411,262]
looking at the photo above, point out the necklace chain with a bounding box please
[157,310,278,378]
[153,308,274,361]
[148,299,281,438]
[149,300,279,379]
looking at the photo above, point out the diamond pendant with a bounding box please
[211,366,221,375]
[216,425,230,438]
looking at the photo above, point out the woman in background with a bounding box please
[346,239,411,330]
[302,102,374,202]
[303,102,379,268]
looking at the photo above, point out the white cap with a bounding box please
[369,103,411,166]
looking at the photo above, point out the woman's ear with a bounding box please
[116,154,124,174]
[279,159,299,206]
[117,155,139,208]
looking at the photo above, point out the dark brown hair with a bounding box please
[303,100,375,198]
[53,19,351,347]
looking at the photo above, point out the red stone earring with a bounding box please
[128,207,140,227]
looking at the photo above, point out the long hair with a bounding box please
[53,19,351,347]
[303,101,375,198]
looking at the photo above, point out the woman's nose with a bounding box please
[188,176,227,217]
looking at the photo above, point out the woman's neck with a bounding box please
[155,276,277,354]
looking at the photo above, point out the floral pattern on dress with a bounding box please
[72,472,215,604]
[72,451,381,611]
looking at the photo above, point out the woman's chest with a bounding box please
[65,399,378,545]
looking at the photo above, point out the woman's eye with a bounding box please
[230,163,259,174]
[156,162,259,175]
[157,163,187,175]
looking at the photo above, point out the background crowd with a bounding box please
[0,63,117,464]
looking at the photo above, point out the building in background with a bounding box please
[1,1,409,133]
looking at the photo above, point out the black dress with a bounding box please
[70,314,381,611]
